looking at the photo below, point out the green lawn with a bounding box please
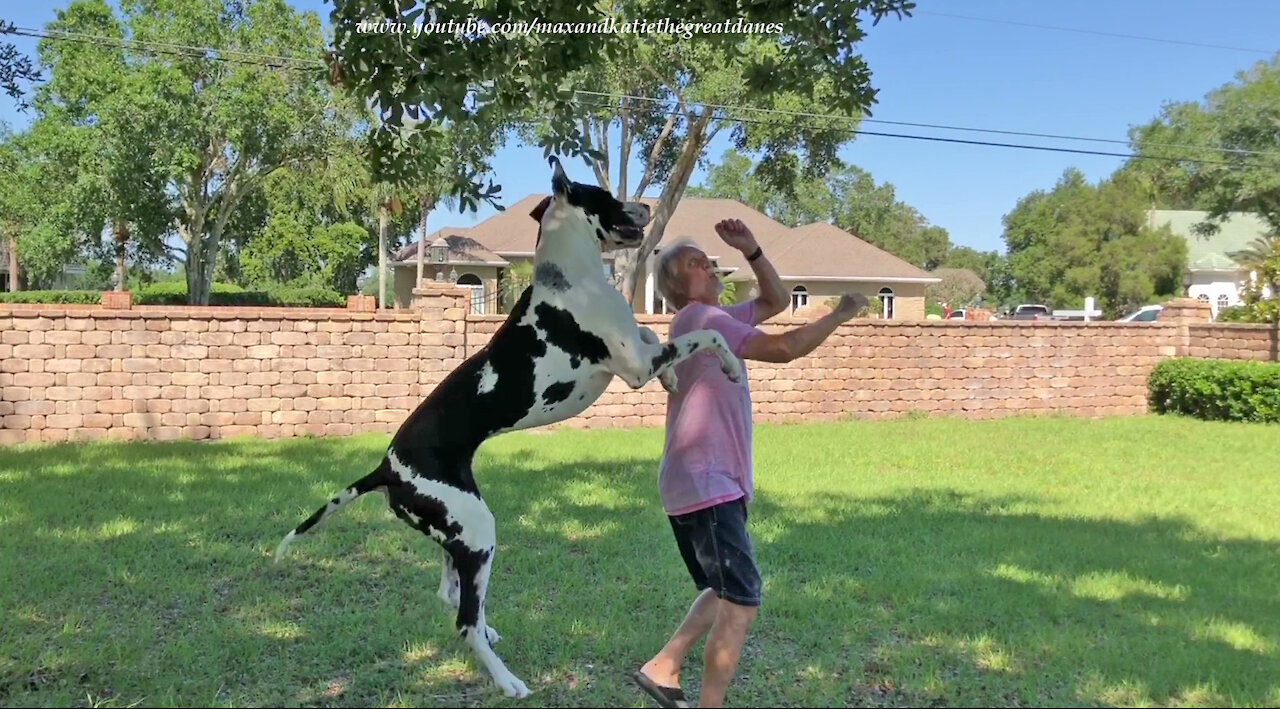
[1,415,1278,708]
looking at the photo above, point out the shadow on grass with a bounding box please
[0,435,1277,707]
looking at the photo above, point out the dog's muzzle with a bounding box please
[615,202,650,243]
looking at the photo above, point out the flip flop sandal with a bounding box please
[631,670,690,708]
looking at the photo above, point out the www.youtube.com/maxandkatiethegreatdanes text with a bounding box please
[355,16,785,40]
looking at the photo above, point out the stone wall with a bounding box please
[1,285,1275,444]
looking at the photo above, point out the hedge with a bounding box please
[1148,357,1280,423]
[0,283,346,308]
[0,290,102,304]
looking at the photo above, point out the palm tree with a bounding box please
[1228,231,1280,305]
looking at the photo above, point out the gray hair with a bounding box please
[655,237,701,305]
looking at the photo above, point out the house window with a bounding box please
[1196,294,1210,304]
[1217,294,1230,311]
[879,287,895,320]
[790,286,808,312]
[457,273,485,315]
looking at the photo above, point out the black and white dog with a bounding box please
[273,157,742,698]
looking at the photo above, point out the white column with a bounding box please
[644,257,656,315]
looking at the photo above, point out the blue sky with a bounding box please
[3,0,1278,255]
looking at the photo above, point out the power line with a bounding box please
[570,96,1272,169]
[917,11,1278,56]
[10,26,1278,167]
[574,89,1280,160]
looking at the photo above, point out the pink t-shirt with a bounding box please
[659,300,764,516]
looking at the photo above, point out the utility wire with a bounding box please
[917,10,1278,56]
[8,25,1276,167]
[570,96,1271,169]
[573,89,1280,160]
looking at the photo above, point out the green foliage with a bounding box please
[327,0,916,202]
[0,290,101,304]
[132,280,344,307]
[689,149,952,269]
[1001,168,1187,318]
[1148,357,1280,423]
[1128,54,1280,235]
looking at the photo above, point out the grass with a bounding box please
[1,414,1278,708]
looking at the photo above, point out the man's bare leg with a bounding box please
[698,600,758,708]
[640,587,721,688]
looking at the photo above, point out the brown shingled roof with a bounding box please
[392,230,509,266]
[412,194,939,284]
[757,222,939,282]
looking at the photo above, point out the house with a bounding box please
[0,239,86,291]
[1147,209,1276,319]
[392,195,941,319]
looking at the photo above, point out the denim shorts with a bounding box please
[668,497,762,607]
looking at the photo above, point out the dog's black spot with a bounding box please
[535,262,570,292]
[449,541,494,636]
[686,342,697,355]
[535,302,610,365]
[596,227,606,242]
[390,284,544,455]
[542,380,575,406]
[650,343,678,373]
[570,356,581,369]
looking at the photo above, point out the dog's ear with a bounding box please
[529,195,552,223]
[549,156,570,196]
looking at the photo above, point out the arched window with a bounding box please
[790,285,808,312]
[457,273,485,315]
[1217,294,1230,312]
[878,287,895,320]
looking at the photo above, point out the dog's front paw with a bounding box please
[493,671,530,698]
[720,356,743,383]
[485,625,502,645]
[659,369,679,395]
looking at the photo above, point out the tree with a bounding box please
[926,268,985,310]
[326,0,917,301]
[0,125,36,290]
[1128,53,1280,236]
[1001,168,1187,318]
[689,149,952,269]
[34,0,347,304]
[0,19,42,111]
[939,245,1014,310]
[28,0,174,292]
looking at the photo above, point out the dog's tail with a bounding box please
[274,462,388,563]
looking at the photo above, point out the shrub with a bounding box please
[134,282,344,307]
[0,290,103,304]
[1148,357,1280,423]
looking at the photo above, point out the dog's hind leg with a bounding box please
[448,502,526,697]
[437,548,460,609]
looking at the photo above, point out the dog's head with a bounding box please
[530,157,650,252]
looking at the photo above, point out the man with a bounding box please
[632,218,868,708]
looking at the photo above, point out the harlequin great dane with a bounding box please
[273,157,742,698]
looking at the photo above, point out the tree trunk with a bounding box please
[6,234,18,292]
[378,204,388,309]
[416,200,427,287]
[617,97,631,201]
[619,113,711,307]
[113,219,129,292]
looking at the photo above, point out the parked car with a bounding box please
[1007,304,1053,320]
[1117,304,1163,322]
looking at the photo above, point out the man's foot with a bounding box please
[631,669,689,708]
